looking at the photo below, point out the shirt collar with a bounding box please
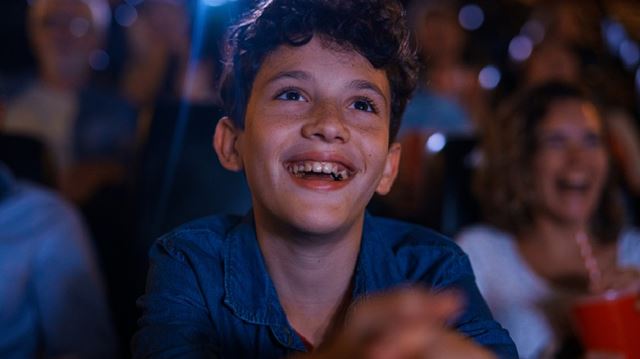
[223,212,406,327]
[223,213,288,327]
[352,213,406,298]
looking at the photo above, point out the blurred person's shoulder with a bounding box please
[456,224,513,253]
[455,224,524,284]
[0,170,88,244]
[0,176,80,224]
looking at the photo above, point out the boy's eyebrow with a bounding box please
[349,79,388,105]
[266,70,311,83]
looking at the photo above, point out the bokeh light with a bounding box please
[89,50,109,71]
[426,133,446,153]
[478,65,501,90]
[521,19,545,44]
[619,40,640,68]
[115,4,137,27]
[458,4,484,31]
[603,19,626,54]
[508,35,533,62]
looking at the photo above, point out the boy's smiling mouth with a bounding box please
[285,160,354,181]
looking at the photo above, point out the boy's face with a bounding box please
[215,37,401,236]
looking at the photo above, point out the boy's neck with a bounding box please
[254,213,364,347]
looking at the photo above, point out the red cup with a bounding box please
[571,287,640,358]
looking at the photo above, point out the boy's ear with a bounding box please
[375,142,401,195]
[213,116,244,172]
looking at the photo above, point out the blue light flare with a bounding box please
[202,0,237,7]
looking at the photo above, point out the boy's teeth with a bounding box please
[287,161,350,180]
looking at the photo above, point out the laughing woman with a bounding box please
[457,82,640,359]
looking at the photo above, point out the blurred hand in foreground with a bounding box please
[298,287,496,359]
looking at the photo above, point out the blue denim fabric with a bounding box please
[133,213,518,359]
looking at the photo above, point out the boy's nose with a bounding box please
[301,103,350,143]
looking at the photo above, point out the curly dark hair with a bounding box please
[218,0,418,143]
[475,82,624,243]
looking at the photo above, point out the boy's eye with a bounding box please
[276,90,306,102]
[351,99,377,113]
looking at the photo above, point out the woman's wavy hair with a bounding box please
[218,0,419,143]
[475,82,624,243]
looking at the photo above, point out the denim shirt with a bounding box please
[133,213,517,359]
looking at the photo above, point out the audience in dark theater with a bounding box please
[1,0,640,358]
[0,160,117,358]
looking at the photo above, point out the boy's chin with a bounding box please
[282,209,363,238]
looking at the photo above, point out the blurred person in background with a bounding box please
[520,36,640,224]
[2,0,137,205]
[399,0,487,138]
[457,82,640,359]
[0,99,116,357]
[528,0,602,55]
[372,0,492,227]
[523,40,582,89]
[119,0,192,107]
[516,0,640,220]
[1,0,140,351]
[117,0,228,144]
[373,1,465,224]
[0,161,118,359]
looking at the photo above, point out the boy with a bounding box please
[133,0,517,358]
